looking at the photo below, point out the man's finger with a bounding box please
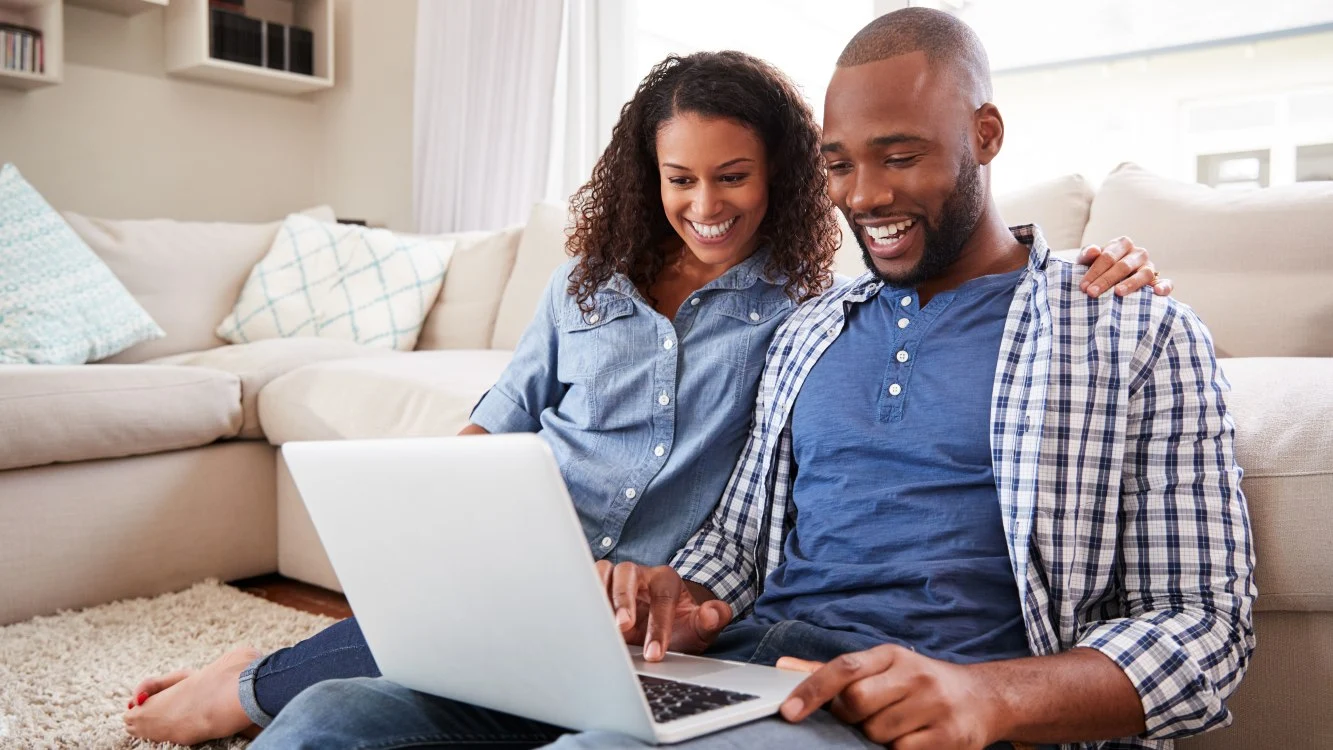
[827,669,912,725]
[687,600,733,649]
[1075,243,1102,272]
[1153,277,1174,297]
[641,567,683,661]
[610,562,641,632]
[779,645,902,723]
[857,693,936,747]
[595,560,613,592]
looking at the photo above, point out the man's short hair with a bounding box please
[837,7,993,106]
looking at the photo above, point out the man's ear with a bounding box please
[974,103,1004,166]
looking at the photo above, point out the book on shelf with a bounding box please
[0,22,44,75]
[205,10,316,78]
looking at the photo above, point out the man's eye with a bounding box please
[886,155,920,166]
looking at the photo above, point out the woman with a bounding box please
[124,51,1163,746]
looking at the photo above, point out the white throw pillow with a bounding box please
[217,215,454,351]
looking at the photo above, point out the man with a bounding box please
[254,8,1254,749]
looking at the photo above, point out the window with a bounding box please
[1197,150,1270,190]
[917,0,1333,193]
[1296,143,1333,182]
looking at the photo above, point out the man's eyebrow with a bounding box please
[822,135,930,154]
[661,157,755,170]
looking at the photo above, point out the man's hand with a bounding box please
[595,561,733,661]
[1078,236,1173,298]
[778,645,999,750]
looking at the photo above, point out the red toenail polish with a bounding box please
[128,700,134,709]
[136,692,149,706]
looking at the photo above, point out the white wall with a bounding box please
[0,0,418,228]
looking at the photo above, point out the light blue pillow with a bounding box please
[0,164,164,364]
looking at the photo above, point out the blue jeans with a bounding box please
[251,619,912,749]
[238,616,382,727]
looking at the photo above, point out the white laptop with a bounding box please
[282,434,808,745]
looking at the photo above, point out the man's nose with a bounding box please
[846,170,893,216]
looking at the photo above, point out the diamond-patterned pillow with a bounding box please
[217,214,454,350]
[0,163,164,364]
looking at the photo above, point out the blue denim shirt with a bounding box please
[470,251,794,566]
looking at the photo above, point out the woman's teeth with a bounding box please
[690,217,737,239]
[865,219,916,243]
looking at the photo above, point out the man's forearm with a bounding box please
[975,647,1145,745]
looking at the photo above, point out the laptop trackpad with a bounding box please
[630,649,744,680]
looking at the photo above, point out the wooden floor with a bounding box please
[230,574,353,619]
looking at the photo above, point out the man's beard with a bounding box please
[854,152,985,288]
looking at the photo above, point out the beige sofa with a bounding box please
[1,163,1329,748]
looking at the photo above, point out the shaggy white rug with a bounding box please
[0,581,336,749]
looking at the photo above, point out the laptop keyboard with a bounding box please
[638,674,759,723]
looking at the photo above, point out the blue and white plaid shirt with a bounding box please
[671,226,1256,749]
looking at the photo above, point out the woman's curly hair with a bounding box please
[566,51,839,311]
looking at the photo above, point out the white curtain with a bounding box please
[413,0,565,233]
[543,0,632,204]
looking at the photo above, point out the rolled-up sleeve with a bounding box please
[1080,306,1256,739]
[470,269,568,434]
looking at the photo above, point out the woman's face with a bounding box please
[656,113,769,268]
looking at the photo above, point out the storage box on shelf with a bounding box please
[164,0,331,95]
[0,0,61,90]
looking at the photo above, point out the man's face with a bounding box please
[822,52,986,287]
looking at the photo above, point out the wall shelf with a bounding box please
[164,0,332,95]
[65,0,165,16]
[0,0,61,90]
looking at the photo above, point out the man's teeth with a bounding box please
[864,219,916,242]
[690,217,736,238]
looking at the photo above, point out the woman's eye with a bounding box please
[826,162,853,174]
[668,177,691,186]
[719,174,749,184]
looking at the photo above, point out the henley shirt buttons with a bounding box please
[898,318,910,329]
[600,537,613,548]
[664,339,674,350]
[889,383,903,396]
[896,350,910,363]
[691,298,700,306]
[625,488,637,499]
[654,445,666,457]
[900,296,912,306]
[658,392,670,406]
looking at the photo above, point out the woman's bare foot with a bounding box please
[123,646,263,745]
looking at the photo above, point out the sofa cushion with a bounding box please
[491,202,570,350]
[417,226,523,350]
[149,339,399,439]
[258,350,514,445]
[0,364,242,471]
[1082,163,1333,357]
[65,205,336,364]
[217,215,455,351]
[1220,357,1333,613]
[997,173,1096,252]
[0,164,164,365]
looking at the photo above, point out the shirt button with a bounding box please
[749,311,760,321]
[663,339,674,350]
[654,444,666,457]
[658,392,670,406]
[898,318,910,329]
[896,350,909,363]
[889,383,903,396]
[900,296,912,307]
[690,298,700,306]
[600,536,613,548]
[587,313,600,324]
[625,488,637,499]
